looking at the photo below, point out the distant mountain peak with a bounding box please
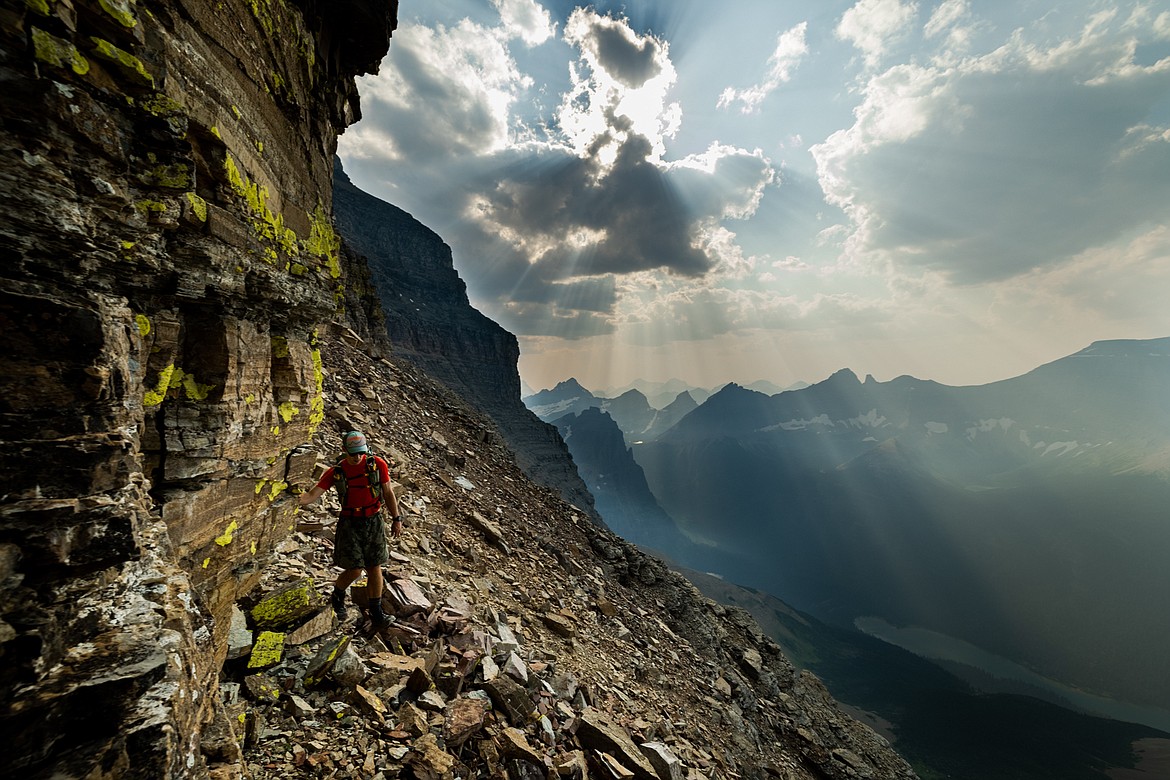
[613,387,649,402]
[1073,337,1170,358]
[821,368,862,386]
[553,377,592,394]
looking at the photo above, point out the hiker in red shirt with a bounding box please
[298,430,402,628]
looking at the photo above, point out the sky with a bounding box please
[337,0,1170,394]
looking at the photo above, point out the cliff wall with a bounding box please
[0,1,396,776]
[332,164,599,519]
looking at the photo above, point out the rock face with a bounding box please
[332,162,599,519]
[0,1,397,777]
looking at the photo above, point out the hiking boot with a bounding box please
[371,611,393,630]
[330,588,348,619]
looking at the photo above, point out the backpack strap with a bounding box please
[365,454,383,502]
[333,453,383,508]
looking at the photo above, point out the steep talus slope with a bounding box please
[332,163,598,519]
[234,327,917,780]
[0,2,396,776]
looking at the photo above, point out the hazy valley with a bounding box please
[526,340,1170,776]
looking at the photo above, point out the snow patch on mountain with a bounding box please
[849,409,888,429]
[766,413,835,432]
[528,398,590,419]
[967,418,1015,440]
[925,422,949,435]
[1041,441,1079,457]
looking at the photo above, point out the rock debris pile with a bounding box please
[218,326,917,780]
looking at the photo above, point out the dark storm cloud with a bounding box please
[478,133,712,280]
[588,21,663,88]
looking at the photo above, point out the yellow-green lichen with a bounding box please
[98,0,137,28]
[307,337,324,436]
[267,481,288,501]
[135,313,151,337]
[143,363,176,407]
[306,205,341,278]
[230,104,242,120]
[271,335,289,358]
[142,163,190,189]
[26,0,52,17]
[250,541,257,555]
[185,192,208,222]
[289,262,307,276]
[215,520,238,546]
[139,93,184,117]
[122,240,137,251]
[202,557,210,568]
[251,580,315,628]
[181,372,214,401]
[247,631,285,669]
[244,393,255,404]
[256,140,264,154]
[90,38,154,87]
[133,199,167,216]
[271,426,280,436]
[255,479,266,495]
[277,402,299,423]
[248,0,277,36]
[32,28,90,75]
[224,154,299,258]
[210,125,222,139]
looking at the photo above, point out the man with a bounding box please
[298,430,403,628]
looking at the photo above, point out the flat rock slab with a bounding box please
[576,708,657,780]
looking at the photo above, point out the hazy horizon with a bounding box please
[523,335,1170,397]
[339,0,1170,391]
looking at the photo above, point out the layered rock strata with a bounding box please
[332,162,598,519]
[0,1,396,776]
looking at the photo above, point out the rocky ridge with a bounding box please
[332,163,598,520]
[226,327,918,780]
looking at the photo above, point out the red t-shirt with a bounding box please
[316,455,391,516]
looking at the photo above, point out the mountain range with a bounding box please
[530,338,1170,726]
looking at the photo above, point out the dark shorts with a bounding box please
[333,514,389,570]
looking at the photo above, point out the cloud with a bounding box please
[922,0,982,60]
[340,19,532,163]
[811,14,1170,284]
[472,133,713,280]
[668,143,776,221]
[491,0,555,46]
[341,10,805,343]
[565,9,663,89]
[1015,224,1170,324]
[500,301,615,339]
[558,9,680,160]
[923,0,967,39]
[836,0,919,69]
[620,283,895,347]
[717,22,809,113]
